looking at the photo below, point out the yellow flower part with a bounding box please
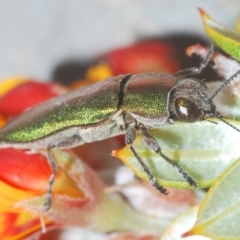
[70,63,113,89]
[0,76,28,97]
[86,63,113,82]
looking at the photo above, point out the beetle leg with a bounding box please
[173,42,214,77]
[44,146,59,210]
[125,126,168,195]
[43,134,84,210]
[141,127,197,188]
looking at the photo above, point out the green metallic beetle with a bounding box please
[0,43,239,210]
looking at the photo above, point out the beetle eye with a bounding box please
[175,98,201,122]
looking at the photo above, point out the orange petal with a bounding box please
[0,211,54,240]
[0,149,85,207]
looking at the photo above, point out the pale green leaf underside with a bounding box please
[115,119,240,188]
[192,157,240,239]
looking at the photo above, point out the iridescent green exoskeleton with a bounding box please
[0,43,239,210]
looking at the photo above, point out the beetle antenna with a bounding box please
[215,114,240,133]
[211,69,240,100]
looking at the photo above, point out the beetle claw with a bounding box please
[150,176,168,195]
[188,178,198,188]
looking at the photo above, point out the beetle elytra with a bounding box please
[0,42,239,210]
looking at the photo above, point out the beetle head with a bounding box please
[168,78,216,123]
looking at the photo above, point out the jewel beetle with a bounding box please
[0,42,239,210]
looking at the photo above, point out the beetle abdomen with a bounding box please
[0,75,127,143]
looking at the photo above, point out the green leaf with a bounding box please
[113,119,240,188]
[161,206,213,240]
[199,8,240,61]
[190,157,240,239]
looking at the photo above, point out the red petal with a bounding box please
[0,148,51,191]
[0,81,64,117]
[99,41,180,75]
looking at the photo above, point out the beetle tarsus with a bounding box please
[44,174,54,211]
[163,156,197,188]
[175,165,197,187]
[149,176,168,195]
